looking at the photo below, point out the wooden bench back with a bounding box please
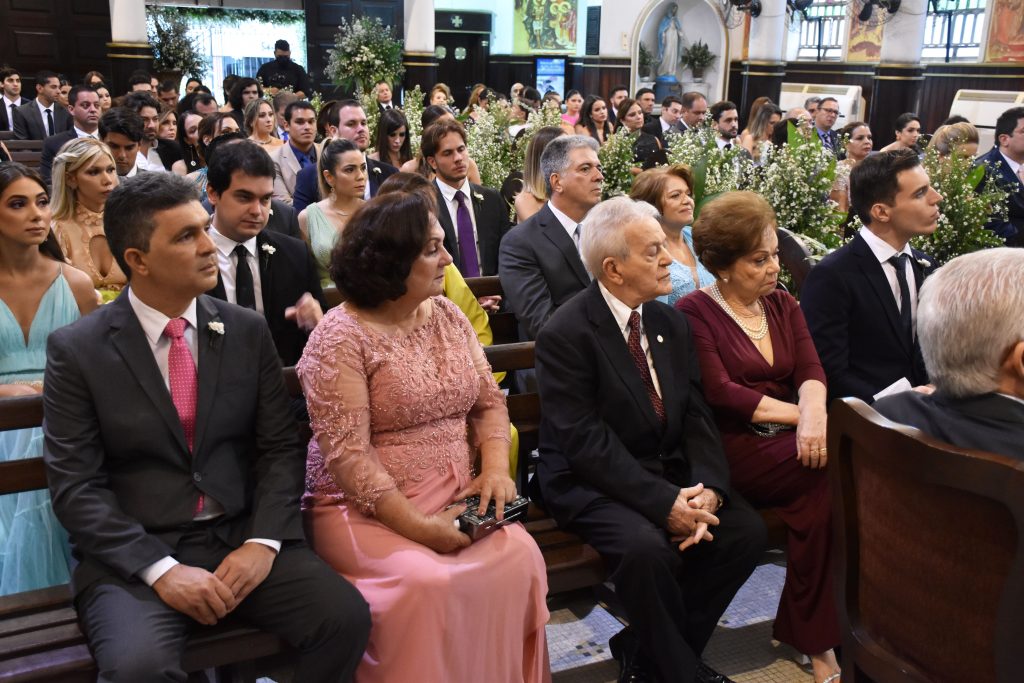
[827,398,1024,683]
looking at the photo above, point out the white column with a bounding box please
[109,0,149,43]
[404,0,435,54]
[879,0,928,63]
[746,0,788,62]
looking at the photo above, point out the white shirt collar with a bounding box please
[36,98,55,117]
[997,392,1024,407]
[659,117,671,132]
[128,287,198,348]
[2,95,18,108]
[598,280,643,335]
[859,226,912,265]
[547,200,582,241]
[999,150,1021,176]
[208,225,258,260]
[73,126,96,139]
[436,177,470,204]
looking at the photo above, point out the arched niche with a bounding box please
[632,0,729,102]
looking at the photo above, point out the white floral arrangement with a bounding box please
[666,121,752,216]
[357,88,382,148]
[598,128,636,199]
[326,16,404,93]
[465,100,518,190]
[402,85,426,157]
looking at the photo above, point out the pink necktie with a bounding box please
[164,319,203,514]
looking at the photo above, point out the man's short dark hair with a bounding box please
[228,77,261,111]
[521,87,541,102]
[206,139,276,195]
[609,84,628,98]
[850,148,921,226]
[275,39,290,51]
[940,114,969,126]
[661,95,682,109]
[420,118,466,159]
[0,67,19,81]
[157,80,179,95]
[192,93,216,110]
[67,84,96,107]
[681,91,706,109]
[330,190,435,307]
[98,107,144,142]
[127,72,152,88]
[35,70,59,86]
[995,106,1024,142]
[273,91,298,113]
[635,87,654,99]
[105,172,200,279]
[123,91,160,114]
[325,99,362,127]
[893,112,919,133]
[709,100,738,122]
[284,100,315,123]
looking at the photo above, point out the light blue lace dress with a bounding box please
[657,227,716,307]
[0,269,80,595]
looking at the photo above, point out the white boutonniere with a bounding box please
[472,191,484,202]
[269,208,274,216]
[373,166,382,175]
[207,321,225,335]
[261,243,276,256]
[916,257,930,268]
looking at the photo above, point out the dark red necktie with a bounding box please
[627,311,665,424]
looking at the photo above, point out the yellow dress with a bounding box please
[53,205,126,302]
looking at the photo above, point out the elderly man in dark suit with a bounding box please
[423,118,510,279]
[802,149,941,403]
[292,100,396,212]
[203,140,324,368]
[978,105,1024,247]
[43,172,369,683]
[499,135,603,340]
[13,70,72,140]
[874,248,1024,459]
[535,196,765,683]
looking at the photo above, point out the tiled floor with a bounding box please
[547,552,814,683]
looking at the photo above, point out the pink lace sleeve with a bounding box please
[297,313,396,515]
[448,299,511,450]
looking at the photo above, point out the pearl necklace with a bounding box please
[709,282,768,340]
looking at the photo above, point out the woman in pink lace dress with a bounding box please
[298,191,550,683]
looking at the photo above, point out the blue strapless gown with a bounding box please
[0,271,80,595]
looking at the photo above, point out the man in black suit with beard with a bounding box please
[204,140,325,367]
[977,106,1024,246]
[43,172,369,683]
[424,118,510,279]
[535,196,764,683]
[802,149,942,403]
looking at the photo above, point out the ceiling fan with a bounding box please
[852,0,902,26]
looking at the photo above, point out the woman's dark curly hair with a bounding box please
[329,190,434,308]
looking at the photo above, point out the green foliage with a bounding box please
[599,129,638,199]
[147,7,209,76]
[146,7,303,27]
[910,144,1007,264]
[665,122,750,217]
[681,40,716,70]
[326,17,404,93]
[465,101,518,190]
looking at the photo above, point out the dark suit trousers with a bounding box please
[567,495,765,682]
[77,526,370,683]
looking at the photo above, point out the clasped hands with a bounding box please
[151,542,276,625]
[666,483,721,552]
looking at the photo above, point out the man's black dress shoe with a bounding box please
[695,660,736,683]
[608,628,653,683]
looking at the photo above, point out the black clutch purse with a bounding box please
[451,495,530,541]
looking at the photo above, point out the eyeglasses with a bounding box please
[820,108,840,116]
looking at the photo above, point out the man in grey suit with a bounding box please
[268,100,320,204]
[43,172,369,682]
[499,135,604,340]
[13,70,71,140]
[874,248,1024,460]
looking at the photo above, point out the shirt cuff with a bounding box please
[245,538,281,553]
[138,556,179,586]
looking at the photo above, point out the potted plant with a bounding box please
[326,16,404,94]
[638,43,655,80]
[147,8,207,84]
[681,40,716,81]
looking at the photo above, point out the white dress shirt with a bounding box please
[858,226,919,326]
[127,288,279,585]
[598,281,663,398]
[436,177,480,265]
[35,98,56,135]
[999,150,1021,180]
[2,95,20,131]
[547,201,582,252]
[209,226,265,314]
[73,126,97,139]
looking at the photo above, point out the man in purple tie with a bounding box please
[423,118,510,282]
[43,172,369,682]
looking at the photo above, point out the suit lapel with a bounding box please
[586,287,662,432]
[257,231,274,313]
[644,306,678,436]
[539,207,589,286]
[433,184,460,264]
[192,296,224,454]
[852,233,908,351]
[107,294,190,454]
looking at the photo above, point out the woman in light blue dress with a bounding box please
[630,165,715,306]
[0,163,98,595]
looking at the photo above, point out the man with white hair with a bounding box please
[535,196,765,683]
[874,248,1024,459]
[499,134,603,340]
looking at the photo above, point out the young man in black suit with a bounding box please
[424,118,510,280]
[978,105,1024,246]
[13,70,72,140]
[801,149,942,403]
[499,135,603,340]
[43,172,369,682]
[0,66,30,132]
[204,140,326,367]
[291,100,396,212]
[874,248,1024,460]
[643,95,684,146]
[535,197,764,683]
[39,85,101,186]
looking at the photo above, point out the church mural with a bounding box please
[513,0,578,53]
[846,14,884,62]
[985,0,1024,61]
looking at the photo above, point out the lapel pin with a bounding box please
[656,335,664,343]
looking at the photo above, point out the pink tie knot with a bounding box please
[163,318,187,340]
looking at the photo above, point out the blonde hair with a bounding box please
[927,122,979,157]
[50,138,116,222]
